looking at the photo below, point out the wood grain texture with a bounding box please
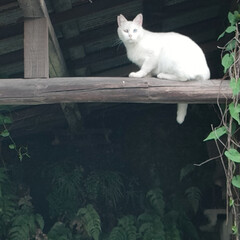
[24,18,48,78]
[0,78,232,105]
[18,0,44,17]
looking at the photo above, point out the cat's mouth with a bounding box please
[127,38,135,43]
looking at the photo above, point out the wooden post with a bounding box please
[24,18,49,78]
[18,0,82,133]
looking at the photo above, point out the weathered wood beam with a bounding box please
[0,78,232,105]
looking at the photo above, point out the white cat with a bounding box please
[117,13,210,124]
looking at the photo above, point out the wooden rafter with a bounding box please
[0,77,231,105]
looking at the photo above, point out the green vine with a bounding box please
[0,114,30,163]
[205,9,240,239]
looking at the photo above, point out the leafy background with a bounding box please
[0,102,224,240]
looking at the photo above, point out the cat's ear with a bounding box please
[117,14,127,27]
[133,13,143,26]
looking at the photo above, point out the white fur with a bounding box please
[117,13,210,124]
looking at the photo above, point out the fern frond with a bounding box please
[118,215,135,228]
[77,204,101,240]
[48,222,72,240]
[47,166,84,219]
[109,226,127,240]
[85,171,124,208]
[146,188,165,216]
[55,166,84,197]
[185,187,201,214]
[0,194,16,224]
[165,225,181,240]
[138,222,152,235]
[138,211,164,240]
[0,168,8,185]
[178,213,199,240]
[117,216,137,240]
[9,212,44,240]
[137,212,154,224]
[35,213,44,230]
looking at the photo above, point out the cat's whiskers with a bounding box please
[112,38,123,51]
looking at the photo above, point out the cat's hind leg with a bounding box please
[157,73,188,81]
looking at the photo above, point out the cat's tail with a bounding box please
[176,103,188,124]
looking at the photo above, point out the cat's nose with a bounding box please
[129,34,132,38]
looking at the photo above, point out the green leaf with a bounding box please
[1,129,9,137]
[232,225,238,235]
[224,148,240,162]
[226,25,236,33]
[9,144,16,150]
[0,114,12,125]
[228,12,235,24]
[232,175,240,188]
[217,31,225,40]
[226,39,236,51]
[222,53,234,73]
[230,78,240,96]
[229,102,240,124]
[234,11,240,22]
[204,126,227,141]
[231,121,237,135]
[229,198,234,207]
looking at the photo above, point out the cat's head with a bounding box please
[117,13,143,44]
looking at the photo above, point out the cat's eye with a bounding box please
[124,29,129,33]
[133,29,138,33]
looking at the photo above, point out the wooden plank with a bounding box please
[0,8,22,26]
[161,5,221,31]
[0,35,23,55]
[0,62,23,77]
[52,0,72,12]
[0,1,19,12]
[0,49,23,65]
[0,78,232,105]
[0,22,23,39]
[76,0,142,32]
[0,0,16,6]
[24,18,48,78]
[51,0,140,24]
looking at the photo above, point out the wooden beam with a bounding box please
[0,78,232,105]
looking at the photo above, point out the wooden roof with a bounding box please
[0,0,231,79]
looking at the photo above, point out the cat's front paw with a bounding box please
[129,71,145,78]
[129,72,140,78]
